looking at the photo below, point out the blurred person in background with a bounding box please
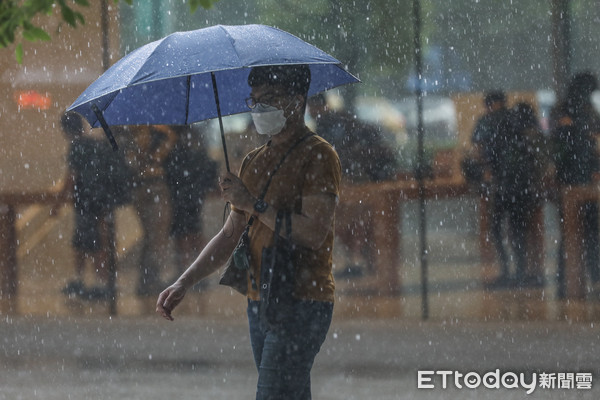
[551,72,600,298]
[58,111,131,300]
[164,124,218,277]
[502,102,548,287]
[126,124,177,296]
[471,90,515,288]
[472,95,548,289]
[308,93,397,279]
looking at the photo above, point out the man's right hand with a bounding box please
[156,283,186,321]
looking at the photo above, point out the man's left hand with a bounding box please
[219,172,254,212]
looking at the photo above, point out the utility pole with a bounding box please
[412,0,428,321]
[101,0,118,316]
[551,0,571,100]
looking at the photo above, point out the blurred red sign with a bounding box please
[15,90,52,110]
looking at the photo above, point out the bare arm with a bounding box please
[156,210,247,320]
[177,210,246,288]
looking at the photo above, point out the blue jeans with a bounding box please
[247,299,333,400]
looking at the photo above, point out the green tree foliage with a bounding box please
[0,0,219,63]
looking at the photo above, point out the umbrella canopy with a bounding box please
[68,24,359,127]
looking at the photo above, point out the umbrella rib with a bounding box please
[84,91,120,126]
[91,104,119,151]
[217,25,243,66]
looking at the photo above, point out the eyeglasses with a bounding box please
[245,93,281,109]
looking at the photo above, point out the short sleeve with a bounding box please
[302,142,341,198]
[231,148,261,215]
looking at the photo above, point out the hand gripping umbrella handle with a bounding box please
[211,72,231,173]
[91,104,119,151]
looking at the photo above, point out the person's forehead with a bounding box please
[250,84,287,98]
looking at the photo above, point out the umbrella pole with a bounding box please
[211,72,231,173]
[91,104,119,151]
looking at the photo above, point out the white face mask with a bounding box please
[251,99,300,136]
[251,103,287,136]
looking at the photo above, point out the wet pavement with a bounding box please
[4,199,600,398]
[2,315,600,399]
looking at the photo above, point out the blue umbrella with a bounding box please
[68,24,359,171]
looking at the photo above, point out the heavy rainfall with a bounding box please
[1,0,600,399]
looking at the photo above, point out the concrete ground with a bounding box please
[2,316,600,399]
[3,199,600,398]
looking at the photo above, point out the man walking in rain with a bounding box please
[157,64,341,399]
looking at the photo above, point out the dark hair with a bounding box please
[484,90,506,107]
[248,64,311,96]
[61,111,85,138]
[562,72,598,117]
[513,102,538,129]
[567,71,598,100]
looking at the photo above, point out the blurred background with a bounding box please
[1,0,600,321]
[5,2,600,399]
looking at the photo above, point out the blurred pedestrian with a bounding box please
[308,93,397,183]
[157,64,341,399]
[58,111,131,300]
[504,102,547,287]
[471,90,520,288]
[164,124,218,275]
[127,124,177,296]
[308,93,397,279]
[551,72,600,298]
[475,97,547,289]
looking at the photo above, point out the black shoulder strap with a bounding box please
[247,133,313,227]
[258,133,313,200]
[272,209,293,244]
[284,210,292,239]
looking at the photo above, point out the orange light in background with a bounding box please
[14,90,52,110]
